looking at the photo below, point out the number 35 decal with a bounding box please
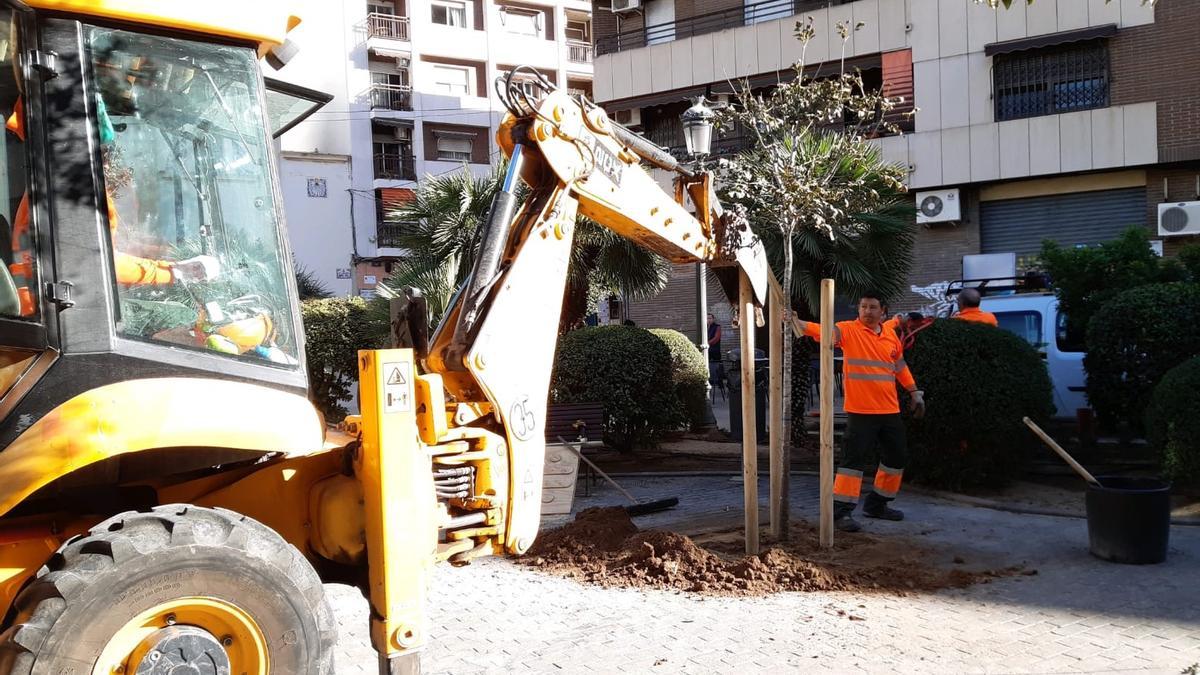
[509,396,537,441]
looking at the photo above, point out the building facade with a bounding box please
[272,0,594,297]
[589,0,1198,325]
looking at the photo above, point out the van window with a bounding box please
[1056,311,1085,353]
[994,311,1044,350]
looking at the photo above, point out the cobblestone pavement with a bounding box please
[330,475,1200,674]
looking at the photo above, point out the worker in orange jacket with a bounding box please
[952,288,998,326]
[5,95,217,316]
[794,291,925,532]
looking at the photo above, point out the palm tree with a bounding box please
[374,162,670,334]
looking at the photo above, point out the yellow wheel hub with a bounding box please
[94,597,269,675]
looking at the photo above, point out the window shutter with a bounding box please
[881,49,914,133]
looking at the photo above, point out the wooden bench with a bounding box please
[542,402,605,516]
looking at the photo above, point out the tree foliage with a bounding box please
[1085,283,1200,431]
[300,297,379,422]
[649,328,710,431]
[1039,227,1190,350]
[904,319,1055,490]
[1145,357,1200,485]
[550,326,680,451]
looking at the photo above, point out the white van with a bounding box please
[978,292,1088,420]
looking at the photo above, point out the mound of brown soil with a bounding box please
[523,507,1023,596]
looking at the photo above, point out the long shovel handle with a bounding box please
[1023,417,1101,487]
[557,436,640,505]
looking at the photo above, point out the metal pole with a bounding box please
[696,260,715,426]
[739,271,759,555]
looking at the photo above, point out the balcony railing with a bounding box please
[374,153,416,181]
[567,40,593,63]
[367,13,411,41]
[376,221,409,249]
[370,83,413,111]
[596,0,848,56]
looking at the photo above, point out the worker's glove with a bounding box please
[172,255,221,283]
[909,390,926,419]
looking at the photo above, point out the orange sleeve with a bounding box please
[106,192,175,286]
[798,320,843,347]
[6,95,24,142]
[897,365,916,391]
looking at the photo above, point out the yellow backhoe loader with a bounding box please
[0,2,768,672]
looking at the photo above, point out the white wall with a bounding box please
[280,154,356,297]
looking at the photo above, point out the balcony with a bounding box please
[376,221,406,249]
[567,40,592,64]
[596,0,848,56]
[374,153,417,181]
[370,83,413,111]
[367,13,411,41]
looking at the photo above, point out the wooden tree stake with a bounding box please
[819,278,835,549]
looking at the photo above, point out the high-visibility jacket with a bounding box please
[799,318,917,415]
[954,307,998,326]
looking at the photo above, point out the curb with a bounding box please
[599,470,1200,527]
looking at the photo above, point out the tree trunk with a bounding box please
[559,280,590,334]
[778,227,795,539]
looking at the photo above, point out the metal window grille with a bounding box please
[993,40,1109,122]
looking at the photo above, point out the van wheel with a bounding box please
[0,504,336,674]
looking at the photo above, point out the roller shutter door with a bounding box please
[980,187,1146,256]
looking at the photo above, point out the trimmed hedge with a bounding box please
[1084,283,1200,431]
[301,297,377,422]
[650,328,709,431]
[1146,357,1200,485]
[904,319,1055,490]
[550,326,679,451]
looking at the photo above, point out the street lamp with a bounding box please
[681,96,718,428]
[681,96,716,162]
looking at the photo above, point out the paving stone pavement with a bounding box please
[329,475,1200,674]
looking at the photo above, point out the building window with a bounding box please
[500,7,541,37]
[993,41,1109,122]
[436,135,473,161]
[431,0,467,27]
[432,64,472,95]
[565,18,590,42]
[368,1,396,15]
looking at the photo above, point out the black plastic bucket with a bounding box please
[1085,476,1171,565]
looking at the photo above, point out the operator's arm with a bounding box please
[791,317,842,346]
[895,357,925,418]
[106,193,217,286]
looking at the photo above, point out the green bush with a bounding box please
[301,297,377,423]
[1086,283,1200,432]
[1040,227,1189,349]
[1146,357,1200,485]
[649,329,709,431]
[550,326,679,451]
[904,319,1055,490]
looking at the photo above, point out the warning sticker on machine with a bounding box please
[382,361,413,414]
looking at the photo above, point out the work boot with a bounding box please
[862,492,904,521]
[834,502,861,532]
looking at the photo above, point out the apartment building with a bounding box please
[590,0,1199,327]
[272,0,595,296]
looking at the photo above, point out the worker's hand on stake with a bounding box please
[909,390,925,419]
[173,255,221,283]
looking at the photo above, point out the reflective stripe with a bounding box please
[894,358,908,373]
[833,469,863,503]
[846,358,893,369]
[847,373,896,382]
[873,464,904,498]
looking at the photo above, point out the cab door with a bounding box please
[0,2,58,418]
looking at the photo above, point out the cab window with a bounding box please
[994,310,1045,351]
[0,10,34,321]
[87,26,298,367]
[1056,310,1085,353]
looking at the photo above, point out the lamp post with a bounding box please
[681,97,717,427]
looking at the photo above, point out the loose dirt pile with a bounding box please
[523,507,1025,596]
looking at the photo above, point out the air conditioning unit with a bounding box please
[613,108,641,129]
[915,188,961,225]
[394,126,412,141]
[1157,201,1200,237]
[610,0,641,14]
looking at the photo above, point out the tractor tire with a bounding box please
[0,504,336,675]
